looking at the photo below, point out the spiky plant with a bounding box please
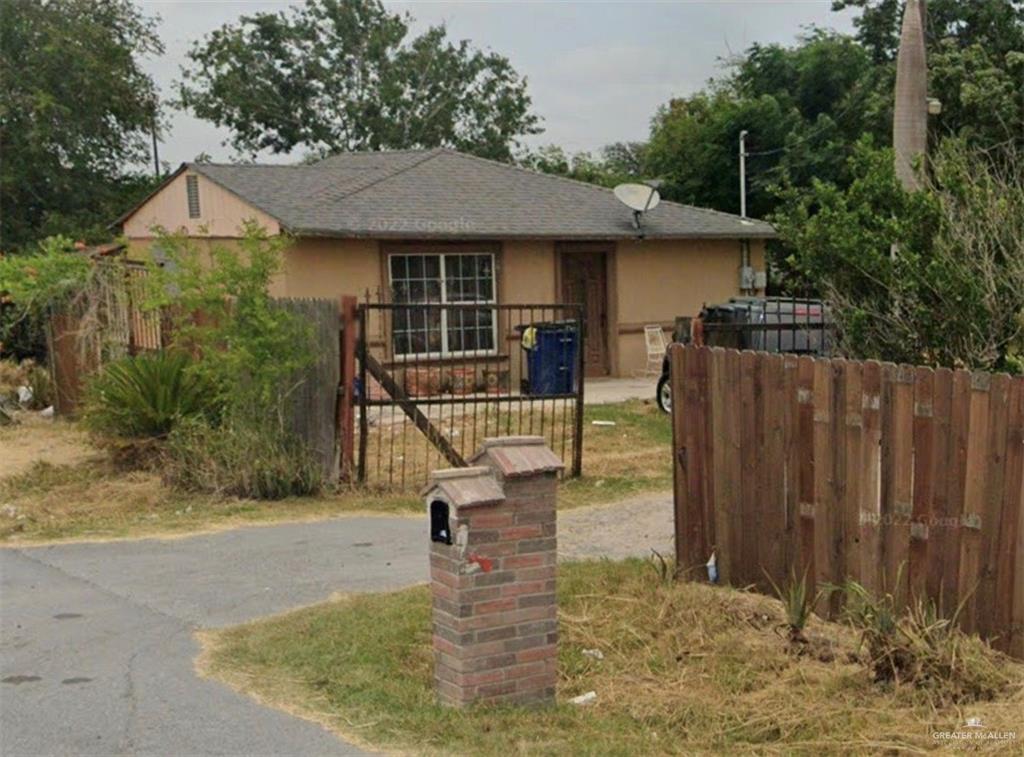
[84,351,218,439]
[765,567,821,645]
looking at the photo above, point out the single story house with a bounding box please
[116,147,774,378]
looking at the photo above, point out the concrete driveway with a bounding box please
[0,494,671,757]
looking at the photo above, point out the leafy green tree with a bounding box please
[178,0,540,161]
[772,139,1024,371]
[0,0,163,250]
[519,143,644,188]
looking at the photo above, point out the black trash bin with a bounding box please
[518,321,579,396]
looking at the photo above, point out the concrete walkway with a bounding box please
[0,493,672,757]
[584,376,658,405]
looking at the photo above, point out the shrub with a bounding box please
[164,417,321,500]
[84,351,217,438]
[833,579,1015,704]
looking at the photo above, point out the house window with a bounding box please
[186,175,201,218]
[389,253,496,358]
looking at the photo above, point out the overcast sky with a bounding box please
[138,0,857,166]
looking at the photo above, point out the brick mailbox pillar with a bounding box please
[422,436,562,708]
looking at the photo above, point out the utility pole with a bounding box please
[739,130,748,218]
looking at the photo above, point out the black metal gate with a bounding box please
[356,302,585,489]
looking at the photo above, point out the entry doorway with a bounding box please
[560,250,610,377]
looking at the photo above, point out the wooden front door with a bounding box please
[561,251,609,376]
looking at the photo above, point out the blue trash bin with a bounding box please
[521,321,579,396]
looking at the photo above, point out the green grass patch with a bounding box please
[202,560,1024,755]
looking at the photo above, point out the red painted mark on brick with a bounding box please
[467,553,493,572]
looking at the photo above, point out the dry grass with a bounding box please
[199,559,1024,755]
[0,412,94,479]
[1,400,671,543]
[0,458,420,544]
[362,399,672,507]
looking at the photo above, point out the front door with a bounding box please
[561,251,609,377]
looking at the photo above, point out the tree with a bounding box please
[178,0,541,161]
[0,0,163,250]
[772,139,1024,371]
[519,143,644,188]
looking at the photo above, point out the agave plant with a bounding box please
[84,351,217,438]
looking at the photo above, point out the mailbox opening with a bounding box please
[430,500,452,544]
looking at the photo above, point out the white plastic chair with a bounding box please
[635,325,668,378]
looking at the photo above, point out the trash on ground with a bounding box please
[570,691,597,705]
[591,420,616,427]
[582,648,604,660]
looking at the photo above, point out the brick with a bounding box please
[474,625,517,643]
[500,580,547,597]
[467,529,500,545]
[499,525,543,540]
[464,511,514,529]
[503,661,547,681]
[517,537,556,555]
[513,510,556,526]
[474,597,517,615]
[504,634,549,653]
[470,571,516,587]
[518,592,556,609]
[516,645,556,664]
[501,553,546,569]
[516,619,557,637]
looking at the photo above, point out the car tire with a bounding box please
[656,373,672,414]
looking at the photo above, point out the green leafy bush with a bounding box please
[164,418,321,500]
[84,351,217,438]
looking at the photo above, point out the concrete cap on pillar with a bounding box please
[470,436,565,479]
[421,466,505,509]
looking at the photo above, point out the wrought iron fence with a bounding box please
[356,302,584,490]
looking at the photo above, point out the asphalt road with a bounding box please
[1,517,427,757]
[0,494,672,757]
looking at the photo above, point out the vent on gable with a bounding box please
[186,175,201,219]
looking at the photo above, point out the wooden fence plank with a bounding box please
[909,366,935,605]
[670,344,690,577]
[709,349,735,584]
[739,350,760,586]
[840,360,863,588]
[859,361,883,595]
[760,353,787,588]
[997,377,1024,655]
[723,350,744,585]
[797,356,817,582]
[813,358,836,611]
[976,374,1010,641]
[958,372,991,633]
[782,354,801,578]
[882,365,914,604]
[926,369,954,607]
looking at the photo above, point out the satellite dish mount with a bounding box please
[613,182,662,233]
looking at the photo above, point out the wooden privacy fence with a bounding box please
[671,344,1024,658]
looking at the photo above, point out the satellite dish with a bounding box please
[614,183,661,232]
[614,183,661,212]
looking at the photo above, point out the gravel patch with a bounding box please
[558,490,673,561]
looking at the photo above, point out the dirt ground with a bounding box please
[0,413,96,480]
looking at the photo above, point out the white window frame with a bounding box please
[388,252,498,360]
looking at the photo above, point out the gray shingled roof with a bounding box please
[183,148,775,240]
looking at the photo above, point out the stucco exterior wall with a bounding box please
[612,238,766,376]
[122,171,280,239]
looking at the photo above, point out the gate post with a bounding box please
[337,295,357,480]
